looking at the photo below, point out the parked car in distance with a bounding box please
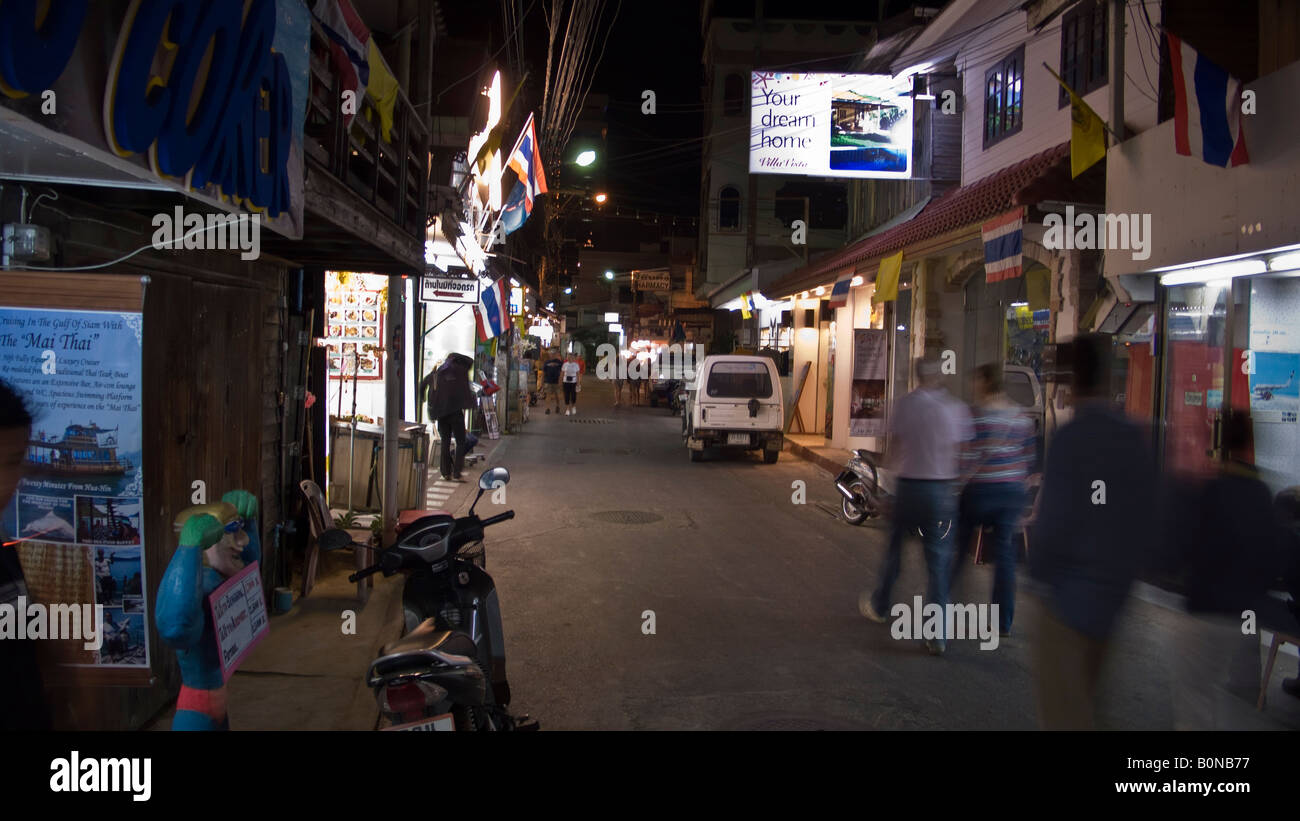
[649,378,680,409]
[684,355,784,463]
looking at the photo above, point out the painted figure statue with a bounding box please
[155,490,260,730]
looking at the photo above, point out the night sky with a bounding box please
[438,0,901,220]
[592,1,705,217]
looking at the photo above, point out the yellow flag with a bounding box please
[366,41,400,142]
[1026,264,1050,311]
[872,251,904,305]
[1044,64,1106,178]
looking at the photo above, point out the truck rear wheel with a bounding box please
[690,448,703,462]
[763,449,779,464]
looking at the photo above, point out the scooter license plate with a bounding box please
[384,713,456,731]
[727,433,751,445]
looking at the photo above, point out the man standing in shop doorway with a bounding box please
[424,352,476,481]
[542,349,564,415]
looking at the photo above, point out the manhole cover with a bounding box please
[589,510,664,525]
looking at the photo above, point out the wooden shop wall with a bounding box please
[8,190,287,730]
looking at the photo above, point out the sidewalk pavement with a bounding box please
[784,432,853,475]
[145,445,498,731]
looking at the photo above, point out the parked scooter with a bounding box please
[835,449,887,525]
[649,378,682,411]
[326,466,535,731]
[670,382,688,416]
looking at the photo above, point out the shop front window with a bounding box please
[891,283,912,402]
[962,269,1049,398]
[1237,276,1300,494]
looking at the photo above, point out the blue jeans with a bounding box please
[952,481,1024,633]
[871,479,957,627]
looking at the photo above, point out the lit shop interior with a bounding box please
[322,270,424,516]
[1136,249,1300,494]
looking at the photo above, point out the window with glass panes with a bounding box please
[1059,0,1108,107]
[984,46,1024,148]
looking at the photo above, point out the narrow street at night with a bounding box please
[4,0,1300,806]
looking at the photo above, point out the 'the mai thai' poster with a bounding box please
[0,307,148,669]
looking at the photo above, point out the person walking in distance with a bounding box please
[950,363,1035,637]
[541,348,564,415]
[423,352,476,480]
[1028,334,1159,729]
[562,351,582,416]
[860,357,974,655]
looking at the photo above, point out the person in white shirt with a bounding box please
[860,356,974,655]
[561,353,582,416]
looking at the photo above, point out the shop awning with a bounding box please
[770,142,1082,298]
[708,258,806,309]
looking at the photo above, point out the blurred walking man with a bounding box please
[1029,334,1159,729]
[951,363,1035,636]
[861,357,974,655]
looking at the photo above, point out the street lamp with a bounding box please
[575,150,597,167]
[594,193,608,204]
[604,270,614,280]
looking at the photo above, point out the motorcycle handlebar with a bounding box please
[479,511,515,528]
[348,563,384,583]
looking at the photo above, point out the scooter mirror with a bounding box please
[479,466,510,490]
[320,528,352,552]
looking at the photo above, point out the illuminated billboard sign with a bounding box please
[749,72,913,179]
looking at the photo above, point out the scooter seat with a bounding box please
[381,618,479,659]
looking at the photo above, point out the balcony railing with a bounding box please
[304,20,429,239]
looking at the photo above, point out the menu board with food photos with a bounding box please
[326,272,385,380]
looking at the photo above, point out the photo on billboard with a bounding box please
[750,72,913,179]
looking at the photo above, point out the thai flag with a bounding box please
[499,182,529,235]
[476,277,509,341]
[827,270,852,310]
[501,114,548,233]
[1167,33,1249,167]
[313,0,370,129]
[982,208,1024,283]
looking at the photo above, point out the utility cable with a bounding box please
[10,218,256,272]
